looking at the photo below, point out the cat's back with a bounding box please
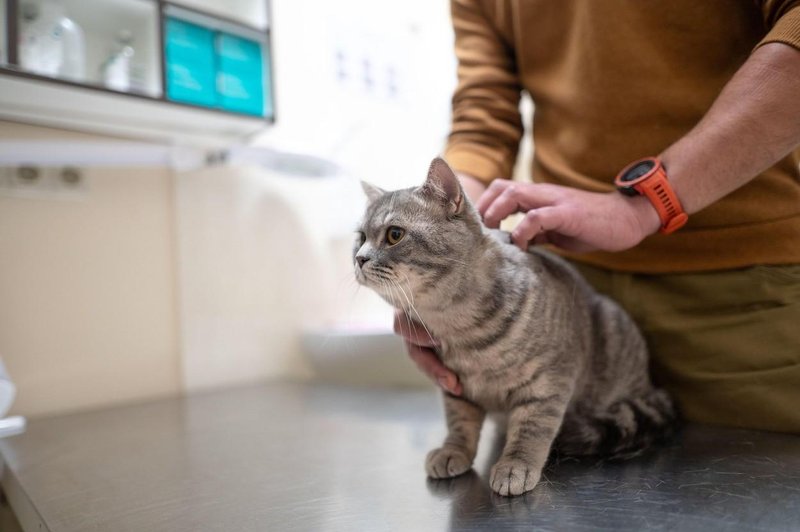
[487,230,597,304]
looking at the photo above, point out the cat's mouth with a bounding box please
[353,264,381,292]
[354,264,410,309]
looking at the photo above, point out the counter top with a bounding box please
[2,382,799,531]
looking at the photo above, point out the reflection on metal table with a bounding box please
[1,382,799,531]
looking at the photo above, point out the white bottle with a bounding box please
[102,30,135,92]
[18,0,85,81]
[0,358,16,419]
[0,357,26,438]
[19,1,64,76]
[59,9,86,81]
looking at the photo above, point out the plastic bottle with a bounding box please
[0,357,26,438]
[19,1,64,76]
[18,0,85,81]
[59,8,86,81]
[101,30,135,92]
[0,358,16,419]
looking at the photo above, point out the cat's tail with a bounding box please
[557,388,679,460]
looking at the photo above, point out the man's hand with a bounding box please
[394,311,461,395]
[477,180,661,253]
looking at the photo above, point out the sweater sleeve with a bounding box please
[444,0,523,185]
[756,1,800,50]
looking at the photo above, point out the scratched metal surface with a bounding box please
[1,383,799,531]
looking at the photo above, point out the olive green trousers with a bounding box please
[571,261,800,434]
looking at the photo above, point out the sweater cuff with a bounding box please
[756,6,800,51]
[443,144,512,185]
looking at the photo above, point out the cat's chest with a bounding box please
[440,346,531,413]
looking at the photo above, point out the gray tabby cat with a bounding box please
[354,157,676,497]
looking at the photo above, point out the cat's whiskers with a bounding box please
[392,276,436,348]
[390,278,410,313]
[381,277,404,310]
[397,271,417,307]
[438,256,469,266]
[388,278,429,347]
[376,277,391,304]
[392,278,414,311]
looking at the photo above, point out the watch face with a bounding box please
[620,160,656,183]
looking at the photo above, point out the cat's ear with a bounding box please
[361,180,386,204]
[420,157,464,215]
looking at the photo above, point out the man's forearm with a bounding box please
[661,42,800,216]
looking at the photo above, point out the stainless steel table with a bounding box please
[1,382,799,531]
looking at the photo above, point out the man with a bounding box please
[395,0,800,432]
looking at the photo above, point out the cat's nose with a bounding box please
[356,256,370,268]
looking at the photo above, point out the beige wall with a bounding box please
[0,121,181,418]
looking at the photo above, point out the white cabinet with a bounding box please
[1,0,273,145]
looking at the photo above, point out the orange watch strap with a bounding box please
[633,166,688,234]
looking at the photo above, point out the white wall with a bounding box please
[258,0,457,188]
[0,121,181,418]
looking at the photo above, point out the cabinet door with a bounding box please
[216,32,264,116]
[164,17,217,107]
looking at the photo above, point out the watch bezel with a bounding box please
[615,157,661,196]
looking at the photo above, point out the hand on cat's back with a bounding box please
[477,180,661,253]
[393,311,462,395]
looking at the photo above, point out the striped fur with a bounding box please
[354,158,677,497]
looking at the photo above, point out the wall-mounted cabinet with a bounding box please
[0,0,273,145]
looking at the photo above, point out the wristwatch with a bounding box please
[614,157,688,235]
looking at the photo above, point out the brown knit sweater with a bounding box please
[444,0,800,273]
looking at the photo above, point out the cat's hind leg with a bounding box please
[426,393,485,479]
[557,388,678,459]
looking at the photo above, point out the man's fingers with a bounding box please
[481,184,525,228]
[511,207,568,249]
[406,342,462,395]
[480,183,562,228]
[393,311,439,347]
[476,179,513,217]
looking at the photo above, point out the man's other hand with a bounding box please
[393,311,461,395]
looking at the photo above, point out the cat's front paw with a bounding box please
[490,459,540,496]
[425,446,473,479]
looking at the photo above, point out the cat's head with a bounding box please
[353,157,483,310]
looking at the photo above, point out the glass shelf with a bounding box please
[16,0,161,97]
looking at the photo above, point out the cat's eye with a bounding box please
[356,231,366,246]
[385,226,405,246]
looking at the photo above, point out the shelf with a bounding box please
[0,71,267,145]
[16,0,162,96]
